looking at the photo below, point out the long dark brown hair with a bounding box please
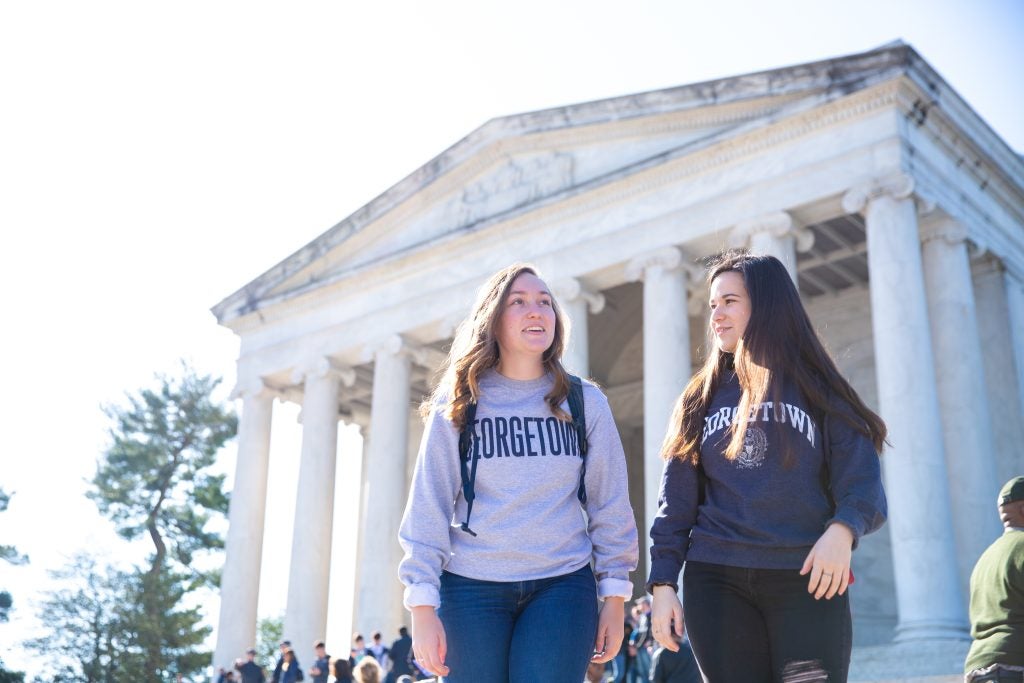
[422,263,573,429]
[662,252,887,464]
[332,658,352,679]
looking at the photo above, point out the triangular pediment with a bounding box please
[266,107,799,294]
[212,42,932,323]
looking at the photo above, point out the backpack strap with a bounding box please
[457,401,479,537]
[567,375,589,505]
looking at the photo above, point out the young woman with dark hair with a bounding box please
[331,657,354,683]
[278,648,304,683]
[398,263,638,683]
[647,252,887,681]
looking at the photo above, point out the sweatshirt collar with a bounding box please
[480,367,552,392]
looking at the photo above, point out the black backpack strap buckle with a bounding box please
[457,401,479,536]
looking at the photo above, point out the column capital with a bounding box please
[729,211,815,253]
[361,333,427,366]
[550,277,606,314]
[290,357,357,387]
[229,374,268,401]
[229,374,284,401]
[841,173,919,215]
[920,216,969,248]
[348,408,371,434]
[626,247,703,284]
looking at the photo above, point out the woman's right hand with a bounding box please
[650,584,685,652]
[411,605,449,678]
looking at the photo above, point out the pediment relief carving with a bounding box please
[454,150,576,226]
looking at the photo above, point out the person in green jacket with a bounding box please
[965,476,1024,682]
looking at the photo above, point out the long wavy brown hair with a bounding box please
[422,263,573,429]
[662,252,887,464]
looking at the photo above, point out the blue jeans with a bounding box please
[683,561,852,682]
[437,564,599,683]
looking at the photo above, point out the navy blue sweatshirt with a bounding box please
[647,371,886,590]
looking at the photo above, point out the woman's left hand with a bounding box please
[591,597,624,663]
[800,522,854,600]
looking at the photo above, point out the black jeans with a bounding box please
[683,561,852,682]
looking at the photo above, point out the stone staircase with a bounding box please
[849,639,971,682]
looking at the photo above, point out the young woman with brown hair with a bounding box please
[398,263,638,683]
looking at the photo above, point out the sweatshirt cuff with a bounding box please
[826,515,862,550]
[646,557,683,594]
[597,577,633,600]
[403,583,440,610]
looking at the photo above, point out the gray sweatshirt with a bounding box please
[398,369,638,609]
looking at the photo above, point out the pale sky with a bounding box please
[1,0,1021,675]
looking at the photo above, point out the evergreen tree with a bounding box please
[113,567,211,681]
[0,488,29,623]
[87,363,237,679]
[0,659,24,683]
[23,553,123,683]
[255,615,284,670]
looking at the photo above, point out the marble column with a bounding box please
[626,248,698,565]
[729,211,814,284]
[212,378,275,669]
[349,419,370,638]
[283,358,352,652]
[407,410,426,494]
[356,335,417,636]
[1006,269,1024,415]
[921,216,1002,588]
[843,174,967,640]
[551,277,606,378]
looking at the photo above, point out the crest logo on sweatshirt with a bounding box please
[736,426,768,469]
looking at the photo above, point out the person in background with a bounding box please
[614,613,634,683]
[354,657,384,683]
[369,631,390,674]
[584,660,611,682]
[627,597,652,682]
[964,476,1024,682]
[271,641,294,683]
[650,630,700,683]
[235,648,266,683]
[386,627,413,683]
[332,657,355,683]
[308,641,329,683]
[277,647,303,683]
[351,633,371,664]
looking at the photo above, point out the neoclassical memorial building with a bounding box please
[212,43,1024,673]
